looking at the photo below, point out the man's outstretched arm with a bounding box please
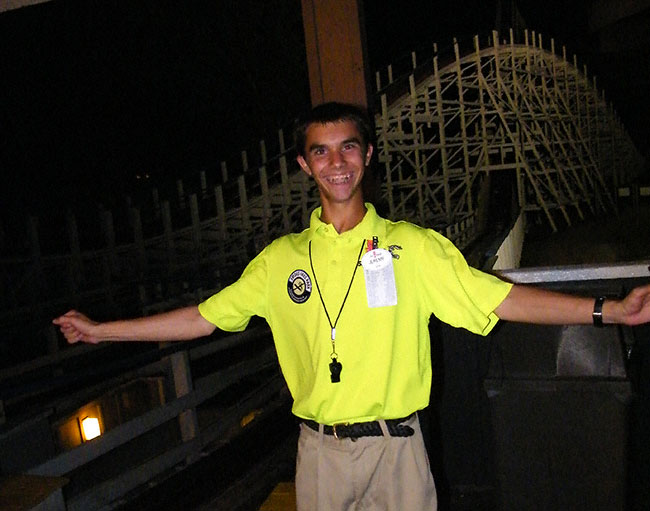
[52,306,216,344]
[494,283,650,326]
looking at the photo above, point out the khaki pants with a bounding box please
[295,414,437,511]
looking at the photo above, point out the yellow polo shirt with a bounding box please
[198,204,512,425]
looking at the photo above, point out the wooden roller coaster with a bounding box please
[0,29,643,361]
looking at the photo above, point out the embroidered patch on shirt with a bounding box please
[287,269,312,304]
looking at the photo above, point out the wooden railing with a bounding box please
[0,326,292,510]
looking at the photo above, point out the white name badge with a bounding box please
[361,248,397,308]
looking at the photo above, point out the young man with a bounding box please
[54,102,650,510]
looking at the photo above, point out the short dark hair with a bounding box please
[293,102,374,157]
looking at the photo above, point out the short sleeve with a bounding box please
[419,229,512,335]
[198,246,270,332]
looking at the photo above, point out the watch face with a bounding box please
[287,269,312,304]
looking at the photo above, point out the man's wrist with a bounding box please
[90,322,106,343]
[596,297,625,326]
[593,296,605,327]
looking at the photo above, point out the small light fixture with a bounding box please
[81,416,101,441]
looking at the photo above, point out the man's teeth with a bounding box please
[327,174,351,184]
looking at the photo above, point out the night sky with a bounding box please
[1,1,648,232]
[0,0,310,220]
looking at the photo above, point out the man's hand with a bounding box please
[53,310,100,344]
[52,306,216,344]
[616,284,650,326]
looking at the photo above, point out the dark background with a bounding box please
[1,0,648,227]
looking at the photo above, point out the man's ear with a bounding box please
[297,155,312,176]
[365,144,374,166]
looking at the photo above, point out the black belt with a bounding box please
[303,413,415,439]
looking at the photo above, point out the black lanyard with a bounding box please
[308,240,365,383]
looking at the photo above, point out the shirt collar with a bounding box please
[308,203,386,241]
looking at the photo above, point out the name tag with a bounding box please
[361,248,397,308]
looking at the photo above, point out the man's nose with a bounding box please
[329,150,344,167]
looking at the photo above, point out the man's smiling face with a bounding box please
[297,120,373,208]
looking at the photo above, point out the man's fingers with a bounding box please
[53,310,104,344]
[53,309,87,323]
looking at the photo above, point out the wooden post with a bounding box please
[189,194,201,273]
[130,207,147,274]
[167,350,199,459]
[259,166,271,240]
[260,139,267,164]
[162,201,176,268]
[407,73,425,224]
[433,56,451,224]
[177,179,186,209]
[380,94,395,218]
[238,175,252,233]
[241,150,249,173]
[454,40,473,216]
[215,185,227,264]
[200,171,207,198]
[221,161,228,183]
[279,156,291,231]
[300,0,371,106]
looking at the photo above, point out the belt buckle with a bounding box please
[332,422,348,440]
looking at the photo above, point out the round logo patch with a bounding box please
[287,269,312,304]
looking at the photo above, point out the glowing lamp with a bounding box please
[81,416,101,441]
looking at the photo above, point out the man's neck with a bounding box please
[320,199,367,234]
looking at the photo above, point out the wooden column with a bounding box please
[300,0,371,107]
